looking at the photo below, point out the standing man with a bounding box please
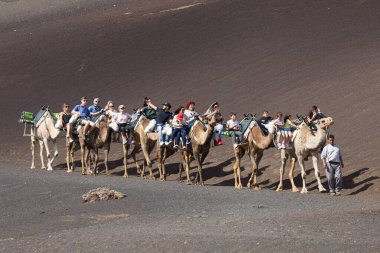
[321,135,344,196]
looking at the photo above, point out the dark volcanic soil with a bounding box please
[0,0,380,251]
[1,0,379,194]
[0,164,379,252]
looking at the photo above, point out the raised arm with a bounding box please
[147,101,157,110]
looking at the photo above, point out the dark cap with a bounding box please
[162,102,172,109]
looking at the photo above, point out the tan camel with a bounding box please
[180,114,221,186]
[78,115,112,175]
[30,108,61,171]
[233,121,275,189]
[123,115,158,179]
[289,117,334,194]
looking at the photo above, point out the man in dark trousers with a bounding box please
[321,135,344,196]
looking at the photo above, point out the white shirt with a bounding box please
[116,112,131,124]
[107,110,118,121]
[184,109,198,122]
[226,119,239,130]
[172,114,189,128]
[321,144,341,163]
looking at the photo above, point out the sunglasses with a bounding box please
[64,105,69,108]
[120,107,125,110]
[109,105,114,107]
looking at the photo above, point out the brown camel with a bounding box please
[78,115,112,175]
[30,107,61,171]
[233,121,275,189]
[179,113,221,186]
[276,148,299,192]
[293,117,334,193]
[123,114,158,179]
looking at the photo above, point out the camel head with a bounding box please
[316,117,334,129]
[208,112,222,127]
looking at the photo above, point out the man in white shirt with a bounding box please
[321,135,344,196]
[226,112,242,148]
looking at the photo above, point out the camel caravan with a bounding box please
[19,97,334,193]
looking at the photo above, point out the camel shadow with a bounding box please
[213,165,271,187]
[344,168,379,195]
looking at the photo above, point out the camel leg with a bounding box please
[42,138,53,171]
[47,140,58,171]
[123,143,129,178]
[178,153,183,182]
[141,143,154,180]
[247,150,262,190]
[31,137,36,169]
[311,153,327,192]
[93,150,99,175]
[39,140,46,169]
[104,148,109,175]
[297,155,308,194]
[234,149,242,189]
[66,143,71,172]
[81,145,87,175]
[185,153,191,185]
[289,157,299,192]
[193,152,204,186]
[276,154,287,192]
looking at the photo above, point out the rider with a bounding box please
[172,106,188,150]
[55,103,71,130]
[226,112,242,148]
[203,102,224,146]
[184,101,199,128]
[82,98,103,137]
[67,96,90,142]
[115,104,132,145]
[146,100,172,146]
[141,98,158,133]
[258,110,273,130]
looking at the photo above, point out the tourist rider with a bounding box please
[146,100,172,146]
[56,103,71,130]
[141,98,158,134]
[115,104,132,145]
[258,110,273,128]
[171,106,189,150]
[321,134,344,196]
[184,101,199,128]
[273,112,285,149]
[203,102,224,146]
[67,96,90,142]
[82,98,103,138]
[226,112,242,148]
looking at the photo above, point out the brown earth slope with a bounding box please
[0,0,379,194]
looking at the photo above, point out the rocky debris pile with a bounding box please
[82,187,126,203]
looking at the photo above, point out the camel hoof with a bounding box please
[292,188,300,193]
[41,167,46,170]
[276,187,283,192]
[30,166,35,169]
[123,173,129,178]
[254,186,261,190]
[47,168,53,171]
[247,182,251,188]
[149,176,156,181]
[67,169,72,173]
[319,187,327,193]
[300,188,308,194]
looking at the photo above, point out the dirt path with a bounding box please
[0,163,379,252]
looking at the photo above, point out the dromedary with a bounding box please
[123,114,158,179]
[179,113,221,186]
[30,107,61,171]
[233,120,275,189]
[276,117,334,193]
[78,115,112,175]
